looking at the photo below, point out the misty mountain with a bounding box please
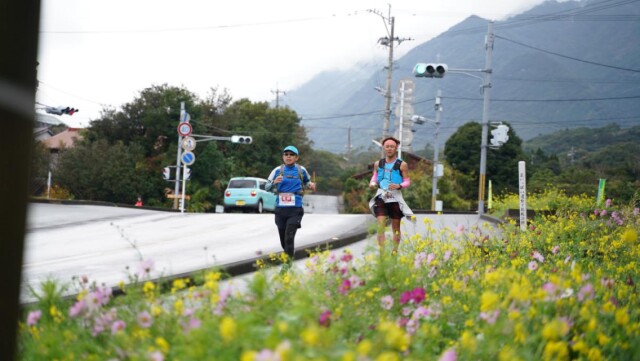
[283,0,640,153]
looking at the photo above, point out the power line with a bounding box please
[443,95,640,102]
[495,35,640,73]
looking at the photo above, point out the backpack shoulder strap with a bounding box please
[378,158,385,169]
[393,159,402,171]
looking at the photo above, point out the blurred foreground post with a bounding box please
[0,1,41,360]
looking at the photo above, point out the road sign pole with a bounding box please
[174,102,185,209]
[181,162,187,213]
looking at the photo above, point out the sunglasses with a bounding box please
[283,152,297,156]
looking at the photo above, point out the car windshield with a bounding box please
[228,180,257,189]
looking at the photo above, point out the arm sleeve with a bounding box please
[301,166,312,187]
[370,169,378,184]
[265,167,279,192]
[400,178,410,189]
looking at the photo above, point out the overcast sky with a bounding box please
[36,0,552,127]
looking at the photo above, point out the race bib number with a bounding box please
[279,193,296,207]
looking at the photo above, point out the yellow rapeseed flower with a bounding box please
[301,325,320,347]
[498,345,522,361]
[240,350,257,361]
[480,291,499,312]
[174,299,184,315]
[587,348,604,361]
[615,308,629,326]
[220,316,238,342]
[375,352,400,361]
[357,339,373,356]
[621,228,638,244]
[155,337,170,354]
[143,281,155,294]
[461,330,477,352]
[171,278,187,293]
[543,341,569,361]
[596,332,610,346]
[542,319,569,341]
[341,351,356,361]
[277,321,288,334]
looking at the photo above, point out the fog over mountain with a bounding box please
[282,0,640,153]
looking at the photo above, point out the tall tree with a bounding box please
[444,121,527,201]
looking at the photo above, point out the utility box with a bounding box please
[435,200,443,212]
[436,164,444,177]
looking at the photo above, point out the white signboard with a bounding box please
[519,161,527,231]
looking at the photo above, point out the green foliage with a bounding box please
[54,140,162,204]
[444,121,527,198]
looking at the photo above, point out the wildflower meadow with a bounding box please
[19,190,640,360]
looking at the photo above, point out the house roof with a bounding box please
[41,128,83,150]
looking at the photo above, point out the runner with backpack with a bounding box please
[266,145,316,267]
[368,137,414,253]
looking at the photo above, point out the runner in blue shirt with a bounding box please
[266,145,316,265]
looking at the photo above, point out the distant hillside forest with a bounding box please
[522,123,639,204]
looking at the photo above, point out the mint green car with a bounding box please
[223,177,277,213]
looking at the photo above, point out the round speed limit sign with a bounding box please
[177,122,192,137]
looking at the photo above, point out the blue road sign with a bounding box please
[181,151,195,166]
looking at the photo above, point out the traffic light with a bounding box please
[183,167,191,180]
[162,167,171,180]
[44,106,79,116]
[490,124,510,147]
[413,63,448,78]
[231,135,252,144]
[63,107,79,115]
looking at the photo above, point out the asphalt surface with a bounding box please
[22,196,500,303]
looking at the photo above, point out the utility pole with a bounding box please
[432,89,442,211]
[271,87,286,108]
[368,6,412,140]
[477,21,494,215]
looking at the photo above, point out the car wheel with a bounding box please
[256,200,264,214]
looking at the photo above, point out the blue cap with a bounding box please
[283,145,299,155]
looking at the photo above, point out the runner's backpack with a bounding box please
[278,164,305,195]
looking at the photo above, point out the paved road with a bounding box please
[22,199,368,302]
[22,199,499,302]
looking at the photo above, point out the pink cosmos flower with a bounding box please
[443,250,452,262]
[578,283,595,301]
[254,350,278,361]
[551,245,560,255]
[439,348,457,361]
[137,310,152,328]
[455,224,466,235]
[380,295,394,310]
[111,320,126,334]
[528,261,538,271]
[605,199,612,208]
[480,310,500,324]
[414,252,427,268]
[340,252,353,263]
[69,300,86,318]
[137,258,155,277]
[149,351,164,361]
[601,278,614,289]
[319,310,331,327]
[532,251,544,263]
[27,310,42,326]
[338,279,351,295]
